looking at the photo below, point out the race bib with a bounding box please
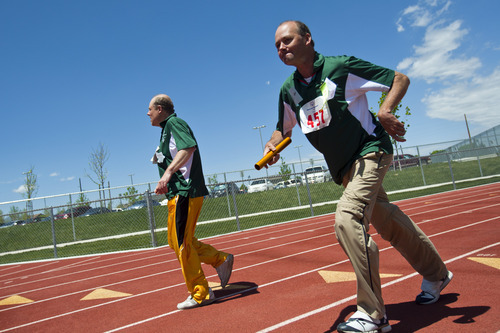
[299,78,336,134]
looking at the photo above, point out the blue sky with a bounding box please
[1,0,499,206]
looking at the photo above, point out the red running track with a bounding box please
[0,182,499,332]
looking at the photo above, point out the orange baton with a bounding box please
[254,137,292,170]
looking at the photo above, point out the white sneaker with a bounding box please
[416,270,453,305]
[177,288,215,310]
[336,311,391,333]
[216,254,234,288]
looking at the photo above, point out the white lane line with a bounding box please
[1,188,498,331]
[102,217,499,332]
[256,241,500,333]
[2,200,497,312]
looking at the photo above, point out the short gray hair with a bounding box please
[153,94,174,113]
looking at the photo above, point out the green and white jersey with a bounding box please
[277,53,394,184]
[154,113,209,199]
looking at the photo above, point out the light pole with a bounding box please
[253,125,269,179]
[294,145,304,173]
[253,125,266,151]
[128,174,134,185]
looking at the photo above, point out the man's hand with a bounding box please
[154,147,196,195]
[263,141,280,167]
[155,173,171,195]
[378,111,407,142]
[263,130,291,168]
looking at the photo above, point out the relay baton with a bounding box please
[254,137,292,170]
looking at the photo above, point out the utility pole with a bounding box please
[253,125,269,179]
[464,114,472,145]
[294,145,304,173]
[253,125,266,151]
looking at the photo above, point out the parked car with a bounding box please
[212,182,240,198]
[55,205,92,220]
[247,179,274,193]
[81,207,111,217]
[274,178,301,190]
[124,200,160,210]
[391,154,431,169]
[285,178,302,187]
[0,221,16,228]
[274,181,287,190]
[305,166,332,183]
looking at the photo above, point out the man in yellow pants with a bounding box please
[148,94,234,310]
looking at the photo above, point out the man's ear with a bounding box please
[305,33,312,46]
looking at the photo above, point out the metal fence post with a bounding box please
[224,173,232,217]
[303,172,314,216]
[69,193,76,241]
[50,207,58,258]
[416,146,427,186]
[230,189,240,231]
[292,166,302,206]
[446,153,457,190]
[145,190,157,247]
[475,148,484,177]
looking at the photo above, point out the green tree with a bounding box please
[9,206,22,221]
[372,92,412,132]
[207,174,218,192]
[75,192,90,206]
[0,209,4,224]
[372,92,412,170]
[121,186,142,206]
[279,156,292,181]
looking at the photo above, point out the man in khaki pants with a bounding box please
[264,20,452,332]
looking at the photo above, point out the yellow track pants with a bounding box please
[167,195,228,303]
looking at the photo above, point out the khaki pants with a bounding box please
[168,195,228,303]
[334,152,447,319]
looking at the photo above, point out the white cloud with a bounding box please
[423,67,500,126]
[60,176,75,182]
[402,5,420,15]
[50,172,59,177]
[397,0,499,128]
[397,1,446,31]
[396,18,405,32]
[13,185,26,194]
[398,20,481,83]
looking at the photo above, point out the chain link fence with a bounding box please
[1,143,499,265]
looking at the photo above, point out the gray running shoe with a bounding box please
[216,254,234,288]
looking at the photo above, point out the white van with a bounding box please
[248,179,274,193]
[304,166,332,183]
